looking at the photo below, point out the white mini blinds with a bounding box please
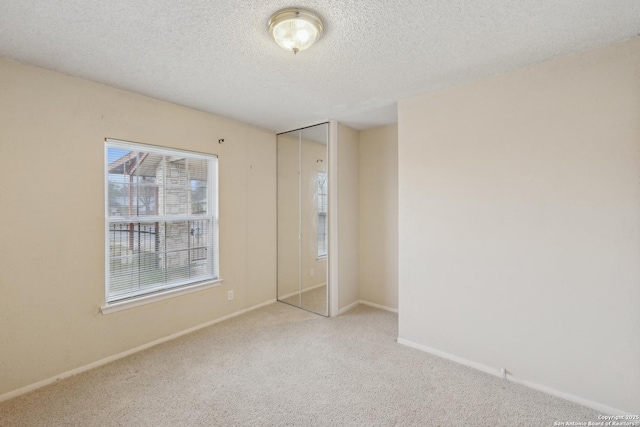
[105,139,218,304]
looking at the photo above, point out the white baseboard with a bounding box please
[396,337,632,416]
[337,300,399,316]
[278,283,326,301]
[397,338,501,377]
[0,299,277,404]
[360,300,398,313]
[337,299,361,315]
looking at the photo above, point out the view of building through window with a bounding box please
[105,140,218,303]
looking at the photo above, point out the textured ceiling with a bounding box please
[0,1,638,132]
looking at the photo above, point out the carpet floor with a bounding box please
[0,303,601,426]
[280,285,328,315]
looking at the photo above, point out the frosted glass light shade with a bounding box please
[268,8,324,54]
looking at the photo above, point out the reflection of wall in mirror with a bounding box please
[277,134,327,298]
[277,134,300,298]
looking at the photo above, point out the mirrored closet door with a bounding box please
[277,122,329,316]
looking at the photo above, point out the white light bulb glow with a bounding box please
[269,9,324,54]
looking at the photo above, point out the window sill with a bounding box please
[316,255,327,262]
[100,278,223,315]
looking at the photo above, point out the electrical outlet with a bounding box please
[310,268,314,276]
[227,290,234,301]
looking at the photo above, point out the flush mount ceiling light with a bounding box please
[268,8,324,54]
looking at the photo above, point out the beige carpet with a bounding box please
[0,303,601,426]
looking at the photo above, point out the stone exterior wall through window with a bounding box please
[155,158,208,281]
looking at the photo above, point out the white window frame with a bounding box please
[317,171,328,259]
[102,139,220,314]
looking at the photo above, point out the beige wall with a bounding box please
[0,58,276,397]
[336,123,360,311]
[358,124,398,310]
[398,37,640,413]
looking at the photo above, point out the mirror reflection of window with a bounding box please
[317,172,328,257]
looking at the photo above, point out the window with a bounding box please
[317,172,328,257]
[105,139,218,304]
